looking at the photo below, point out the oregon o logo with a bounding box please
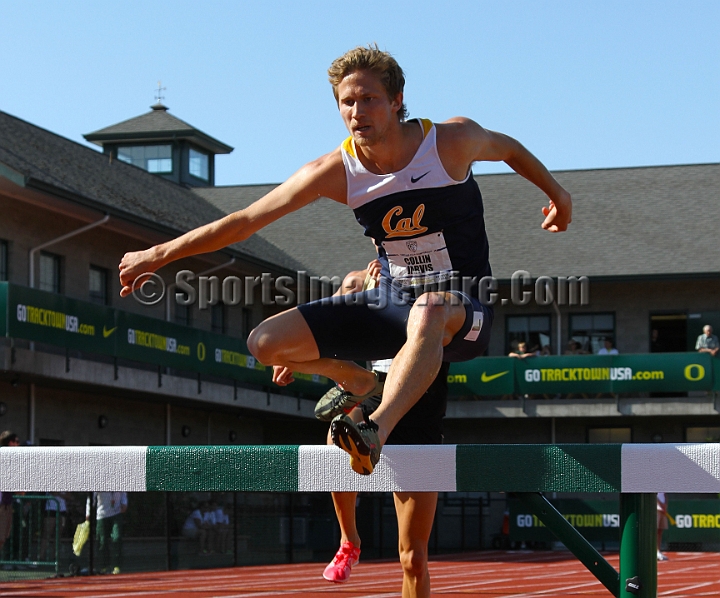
[684,364,705,381]
[197,342,206,362]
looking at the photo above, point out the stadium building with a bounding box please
[1,104,719,570]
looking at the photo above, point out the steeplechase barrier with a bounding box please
[4,443,720,597]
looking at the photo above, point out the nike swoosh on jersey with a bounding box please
[481,371,509,383]
[410,171,430,183]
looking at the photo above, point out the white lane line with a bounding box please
[660,581,716,596]
[500,581,605,598]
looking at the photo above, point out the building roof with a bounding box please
[198,163,720,281]
[84,104,233,155]
[3,107,719,282]
[480,163,720,280]
[0,110,298,273]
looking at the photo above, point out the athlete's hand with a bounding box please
[541,191,572,233]
[366,259,382,283]
[118,248,163,297]
[272,366,295,386]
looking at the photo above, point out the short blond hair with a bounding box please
[328,44,408,121]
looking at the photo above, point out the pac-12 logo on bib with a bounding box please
[383,232,454,287]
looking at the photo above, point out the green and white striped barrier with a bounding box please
[2,444,720,494]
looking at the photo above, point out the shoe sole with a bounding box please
[322,558,359,583]
[323,571,350,583]
[331,419,376,475]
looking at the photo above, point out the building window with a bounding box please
[118,144,173,173]
[686,427,720,442]
[89,266,109,305]
[569,313,615,354]
[211,303,226,335]
[506,315,551,355]
[38,252,61,293]
[0,240,7,281]
[588,427,631,443]
[189,148,209,181]
[174,303,192,327]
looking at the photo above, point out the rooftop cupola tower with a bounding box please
[84,101,233,187]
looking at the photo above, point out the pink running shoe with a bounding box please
[322,541,360,583]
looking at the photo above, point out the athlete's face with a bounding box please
[337,69,402,147]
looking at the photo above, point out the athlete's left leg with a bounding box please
[248,308,377,396]
[393,491,438,598]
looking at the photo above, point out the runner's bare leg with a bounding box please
[327,414,362,548]
[370,292,465,445]
[248,308,378,395]
[394,491,438,598]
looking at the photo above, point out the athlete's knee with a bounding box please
[247,323,279,364]
[408,292,452,328]
[398,545,428,579]
[248,310,319,365]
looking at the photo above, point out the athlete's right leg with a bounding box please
[247,308,377,396]
[394,491,438,598]
[347,292,465,448]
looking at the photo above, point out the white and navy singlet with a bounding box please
[344,118,492,293]
[297,119,493,363]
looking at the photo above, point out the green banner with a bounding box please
[448,353,717,396]
[115,310,202,370]
[510,498,620,542]
[448,357,515,396]
[0,282,716,397]
[511,498,720,544]
[611,353,713,392]
[0,283,331,394]
[514,355,615,394]
[6,283,117,354]
[667,499,720,543]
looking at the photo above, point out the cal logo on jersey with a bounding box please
[382,204,428,239]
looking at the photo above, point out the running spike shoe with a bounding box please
[322,540,360,583]
[331,414,381,475]
[315,371,383,422]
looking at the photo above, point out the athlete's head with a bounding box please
[328,44,408,121]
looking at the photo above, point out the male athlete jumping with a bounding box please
[119,44,571,480]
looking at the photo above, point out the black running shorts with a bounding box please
[297,277,493,363]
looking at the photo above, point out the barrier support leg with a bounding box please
[516,492,619,597]
[619,493,657,598]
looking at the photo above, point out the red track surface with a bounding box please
[1,551,719,597]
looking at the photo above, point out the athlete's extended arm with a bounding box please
[438,118,572,232]
[119,151,346,297]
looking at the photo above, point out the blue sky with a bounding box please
[1,1,718,185]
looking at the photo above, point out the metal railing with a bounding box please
[0,495,60,577]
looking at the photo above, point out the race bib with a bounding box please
[382,232,454,287]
